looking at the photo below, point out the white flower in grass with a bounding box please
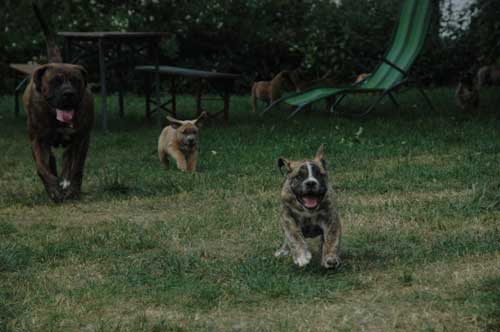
[211,150,217,155]
[149,16,154,21]
[5,26,9,32]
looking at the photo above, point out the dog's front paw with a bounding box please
[274,246,290,257]
[176,162,188,171]
[293,250,312,267]
[322,255,341,269]
[64,188,81,200]
[48,187,64,203]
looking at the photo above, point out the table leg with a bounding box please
[98,38,108,131]
[117,44,125,118]
[144,72,152,121]
[14,89,19,117]
[153,40,161,127]
[14,76,27,117]
[63,37,71,63]
[118,73,125,118]
[196,79,203,115]
[171,77,177,118]
[223,87,229,127]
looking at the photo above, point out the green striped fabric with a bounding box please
[285,0,432,107]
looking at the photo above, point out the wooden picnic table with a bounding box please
[59,31,169,131]
[135,65,239,126]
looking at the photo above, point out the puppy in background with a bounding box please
[158,112,207,172]
[455,71,479,112]
[275,145,342,269]
[251,70,301,112]
[477,64,500,88]
[354,72,371,84]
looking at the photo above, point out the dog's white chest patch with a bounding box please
[60,179,71,190]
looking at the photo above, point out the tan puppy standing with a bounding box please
[158,112,207,172]
[251,70,300,112]
[477,64,500,88]
[455,71,479,112]
[354,72,371,84]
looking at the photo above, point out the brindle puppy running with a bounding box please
[275,145,342,269]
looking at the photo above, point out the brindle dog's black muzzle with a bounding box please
[48,81,82,111]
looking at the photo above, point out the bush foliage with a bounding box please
[1,0,499,93]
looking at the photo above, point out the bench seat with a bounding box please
[135,65,239,126]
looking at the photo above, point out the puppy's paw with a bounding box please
[48,188,64,203]
[64,188,81,200]
[322,255,341,269]
[274,246,290,257]
[293,250,312,267]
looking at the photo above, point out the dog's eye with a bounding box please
[296,168,308,178]
[50,76,63,85]
[69,77,81,87]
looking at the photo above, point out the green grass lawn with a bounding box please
[0,88,499,332]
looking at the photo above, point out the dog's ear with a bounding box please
[194,111,208,127]
[277,157,292,175]
[314,144,327,169]
[166,116,184,129]
[33,64,49,93]
[75,65,88,87]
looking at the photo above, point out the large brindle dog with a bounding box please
[24,2,94,203]
[275,145,342,269]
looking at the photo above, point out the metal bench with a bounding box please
[136,65,239,126]
[9,64,38,116]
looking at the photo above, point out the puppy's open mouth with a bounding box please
[297,194,324,210]
[56,109,75,124]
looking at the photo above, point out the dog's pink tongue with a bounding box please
[56,109,74,124]
[303,196,319,209]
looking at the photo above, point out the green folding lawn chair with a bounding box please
[261,0,434,118]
